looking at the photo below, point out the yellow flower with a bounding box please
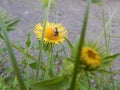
[81,47,101,69]
[33,21,67,44]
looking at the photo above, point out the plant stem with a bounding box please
[101,1,115,90]
[70,0,91,90]
[97,8,117,44]
[110,68,115,90]
[36,0,52,81]
[86,72,91,90]
[0,16,26,90]
[75,70,82,89]
[98,74,104,90]
[101,0,108,52]
[44,50,52,79]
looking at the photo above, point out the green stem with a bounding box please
[0,16,26,90]
[97,8,117,44]
[75,70,82,89]
[98,74,104,90]
[44,50,52,79]
[11,42,37,60]
[70,0,91,90]
[86,72,91,90]
[101,0,108,52]
[62,44,67,57]
[110,68,115,90]
[0,36,37,60]
[36,0,52,81]
[101,1,115,89]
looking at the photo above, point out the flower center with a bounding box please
[87,50,97,59]
[45,27,59,40]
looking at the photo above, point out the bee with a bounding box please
[54,27,59,36]
[53,27,65,37]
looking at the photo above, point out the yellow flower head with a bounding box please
[33,21,67,44]
[81,47,101,69]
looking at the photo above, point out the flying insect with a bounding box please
[54,27,59,36]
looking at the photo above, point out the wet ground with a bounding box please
[0,0,120,78]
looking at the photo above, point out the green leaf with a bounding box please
[49,66,55,77]
[6,19,20,29]
[0,33,4,39]
[29,62,45,70]
[64,37,73,49]
[87,41,98,48]
[6,26,16,31]
[97,69,111,74]
[31,75,68,90]
[103,53,120,60]
[31,43,39,49]
[5,18,20,31]
[11,43,37,60]
[29,62,38,70]
[0,6,20,32]
[64,57,73,62]
[25,32,31,48]
[103,59,114,65]
[64,37,75,57]
[79,80,88,90]
[74,35,81,49]
[70,0,91,89]
[53,48,64,61]
[0,12,26,90]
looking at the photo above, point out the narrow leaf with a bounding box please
[0,33,4,39]
[29,61,45,70]
[6,26,16,31]
[26,32,31,48]
[98,69,111,74]
[0,14,26,90]
[11,43,37,60]
[64,37,73,49]
[6,19,20,28]
[104,53,120,60]
[70,0,91,89]
[31,75,68,89]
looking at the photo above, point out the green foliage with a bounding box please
[31,75,68,90]
[0,6,20,40]
[25,32,32,48]
[29,61,45,70]
[0,7,26,90]
[0,0,120,90]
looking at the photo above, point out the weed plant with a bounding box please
[0,0,120,90]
